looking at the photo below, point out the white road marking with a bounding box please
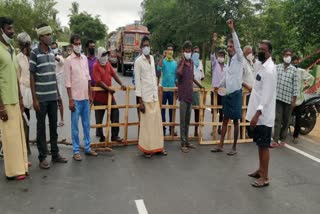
[135,199,148,214]
[285,144,320,164]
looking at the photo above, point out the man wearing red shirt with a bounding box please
[93,47,126,142]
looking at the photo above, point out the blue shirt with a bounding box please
[161,58,177,87]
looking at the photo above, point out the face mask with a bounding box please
[73,45,82,54]
[142,46,150,56]
[218,57,225,63]
[43,35,52,46]
[283,56,292,64]
[88,48,95,55]
[52,48,59,55]
[192,53,200,67]
[258,52,266,62]
[166,50,174,60]
[246,53,254,61]
[99,55,108,66]
[184,52,191,60]
[1,29,13,44]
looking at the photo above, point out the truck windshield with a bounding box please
[124,34,135,46]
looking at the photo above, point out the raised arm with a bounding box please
[227,19,243,61]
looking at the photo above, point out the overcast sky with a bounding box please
[55,0,144,32]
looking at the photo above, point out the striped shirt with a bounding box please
[29,45,58,102]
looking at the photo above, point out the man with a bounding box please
[242,45,255,138]
[134,36,167,158]
[211,19,243,155]
[177,41,204,153]
[291,55,314,142]
[158,43,177,136]
[191,46,205,137]
[242,45,255,92]
[246,40,277,188]
[51,41,65,127]
[0,17,28,180]
[30,23,68,169]
[211,32,226,135]
[86,40,97,86]
[16,32,32,155]
[272,49,298,147]
[93,47,126,143]
[64,34,98,161]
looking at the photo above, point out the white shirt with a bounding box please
[242,58,254,87]
[55,55,64,78]
[246,57,277,127]
[219,32,243,94]
[193,61,204,86]
[134,54,159,103]
[16,52,30,88]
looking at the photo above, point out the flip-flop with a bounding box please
[144,153,152,158]
[251,180,269,188]
[248,171,261,179]
[227,150,237,156]
[161,150,168,156]
[58,121,64,127]
[211,147,223,153]
[181,146,189,153]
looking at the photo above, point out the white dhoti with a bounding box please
[138,101,164,154]
[0,104,28,177]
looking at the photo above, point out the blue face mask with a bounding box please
[192,53,200,67]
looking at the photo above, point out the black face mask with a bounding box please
[88,48,95,55]
[258,52,266,62]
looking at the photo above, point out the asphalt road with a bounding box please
[1,72,320,214]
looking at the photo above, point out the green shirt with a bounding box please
[0,41,19,105]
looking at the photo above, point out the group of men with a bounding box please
[0,16,312,188]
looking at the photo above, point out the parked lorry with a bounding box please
[113,22,150,76]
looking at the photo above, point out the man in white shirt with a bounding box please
[211,19,243,155]
[242,45,255,138]
[246,40,277,188]
[134,36,166,158]
[191,46,204,137]
[51,42,65,127]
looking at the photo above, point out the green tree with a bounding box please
[69,12,107,46]
[69,1,79,17]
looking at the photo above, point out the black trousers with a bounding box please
[293,105,303,138]
[36,101,59,161]
[23,108,31,155]
[94,100,119,138]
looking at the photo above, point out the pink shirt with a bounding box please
[64,53,91,100]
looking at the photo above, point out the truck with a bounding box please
[114,22,150,76]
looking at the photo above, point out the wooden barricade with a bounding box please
[90,86,253,149]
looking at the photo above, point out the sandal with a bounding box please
[58,121,64,127]
[181,146,189,153]
[73,154,82,161]
[144,153,152,158]
[186,143,196,149]
[111,136,124,143]
[248,171,261,179]
[227,150,237,156]
[160,150,168,156]
[211,147,223,153]
[6,175,27,181]
[251,179,269,188]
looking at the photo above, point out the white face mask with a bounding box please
[246,53,254,61]
[283,56,292,64]
[218,57,225,63]
[52,48,59,55]
[99,55,108,66]
[184,52,191,60]
[142,46,150,56]
[1,29,13,44]
[73,44,82,54]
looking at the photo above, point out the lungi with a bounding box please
[138,101,164,154]
[222,89,242,120]
[0,104,28,177]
